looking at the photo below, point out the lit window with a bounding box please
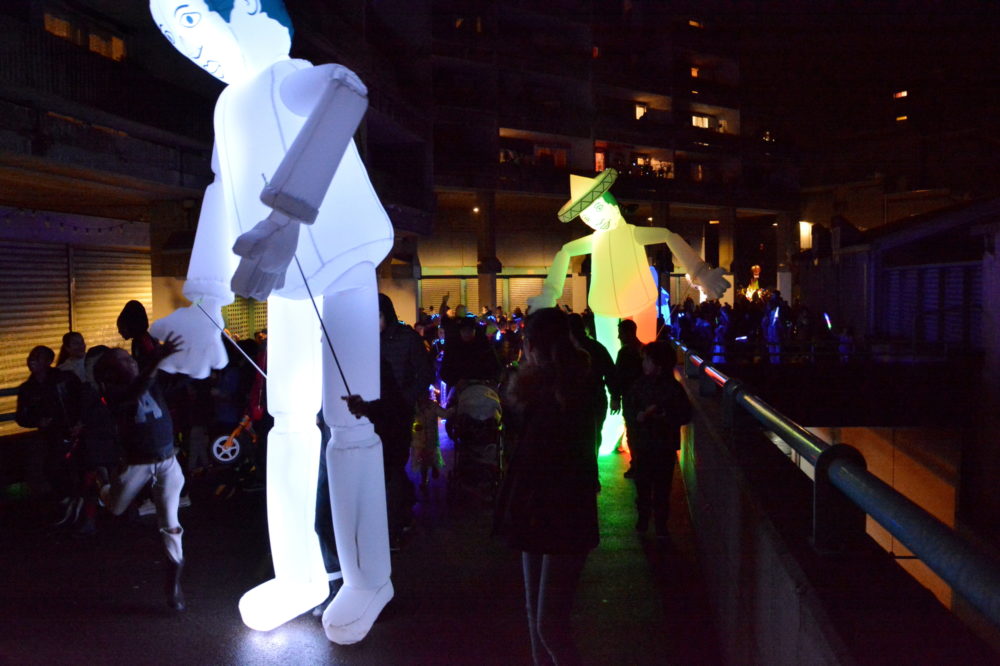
[634,103,648,120]
[893,90,908,99]
[691,66,700,78]
[592,45,600,58]
[692,164,705,182]
[44,14,73,40]
[594,151,606,172]
[691,115,710,129]
[44,12,125,62]
[896,115,908,122]
[708,219,720,225]
[799,221,813,250]
[689,19,704,28]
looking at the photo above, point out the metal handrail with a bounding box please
[672,338,1000,629]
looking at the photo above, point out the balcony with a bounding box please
[0,17,216,144]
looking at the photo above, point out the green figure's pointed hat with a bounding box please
[557,168,618,222]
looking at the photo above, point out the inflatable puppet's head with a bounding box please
[149,0,293,84]
[557,168,622,232]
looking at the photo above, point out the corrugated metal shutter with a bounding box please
[968,265,982,348]
[885,269,903,338]
[942,266,964,344]
[466,279,480,316]
[920,266,940,342]
[420,278,462,313]
[0,242,71,437]
[899,268,918,340]
[883,263,982,348]
[465,278,505,316]
[508,277,573,314]
[509,278,544,314]
[71,248,152,352]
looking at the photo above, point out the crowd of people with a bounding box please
[669,289,857,365]
[15,301,199,609]
[13,293,697,663]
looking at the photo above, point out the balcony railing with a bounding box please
[671,338,1000,631]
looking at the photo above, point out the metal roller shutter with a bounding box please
[72,248,152,352]
[942,266,964,344]
[420,278,462,313]
[968,265,982,348]
[0,242,71,437]
[921,266,941,342]
[509,277,544,314]
[885,269,902,338]
[508,277,573,315]
[899,268,918,341]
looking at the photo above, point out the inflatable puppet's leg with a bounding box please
[319,262,393,645]
[239,294,329,631]
[594,314,626,455]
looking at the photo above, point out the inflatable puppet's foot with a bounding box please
[322,580,394,645]
[238,577,329,632]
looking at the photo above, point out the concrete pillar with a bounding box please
[476,190,500,311]
[718,207,735,273]
[776,212,793,299]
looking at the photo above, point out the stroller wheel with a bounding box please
[210,435,242,465]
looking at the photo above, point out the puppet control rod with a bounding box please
[194,255,354,397]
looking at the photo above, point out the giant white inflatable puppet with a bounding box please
[528,169,730,448]
[147,0,393,644]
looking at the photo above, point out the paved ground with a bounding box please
[0,427,720,665]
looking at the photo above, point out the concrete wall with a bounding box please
[678,371,996,664]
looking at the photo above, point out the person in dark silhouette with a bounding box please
[567,312,614,452]
[96,334,187,610]
[495,307,599,665]
[625,341,692,538]
[16,345,83,524]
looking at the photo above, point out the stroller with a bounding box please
[445,380,502,504]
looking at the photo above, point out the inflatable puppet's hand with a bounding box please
[149,300,228,379]
[692,265,731,301]
[231,211,300,300]
[526,290,557,315]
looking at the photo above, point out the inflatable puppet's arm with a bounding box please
[232,64,369,301]
[527,235,593,313]
[634,226,730,300]
[150,169,233,379]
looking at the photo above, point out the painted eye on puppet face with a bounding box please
[179,11,202,28]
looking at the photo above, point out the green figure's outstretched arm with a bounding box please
[527,235,594,312]
[633,227,730,299]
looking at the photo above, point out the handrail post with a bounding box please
[813,443,868,554]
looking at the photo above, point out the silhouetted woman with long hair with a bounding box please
[496,307,599,665]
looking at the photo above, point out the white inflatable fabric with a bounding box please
[148,0,393,644]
